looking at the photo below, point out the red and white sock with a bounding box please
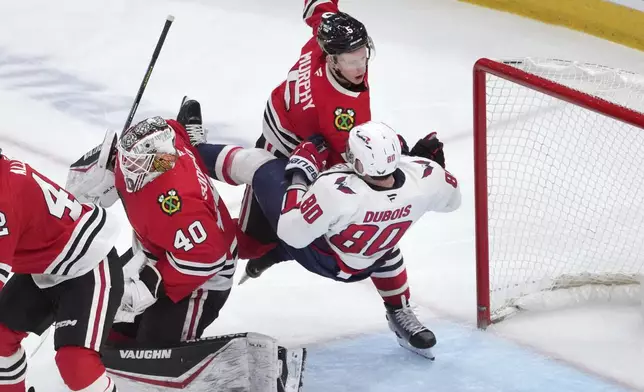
[221,147,274,185]
[0,323,28,392]
[0,348,26,392]
[56,346,115,391]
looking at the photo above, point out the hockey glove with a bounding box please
[115,264,162,323]
[410,132,445,168]
[284,136,329,185]
[398,134,410,155]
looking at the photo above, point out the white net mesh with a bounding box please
[482,57,644,322]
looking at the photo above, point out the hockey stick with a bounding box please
[122,14,175,133]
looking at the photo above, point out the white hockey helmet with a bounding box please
[117,116,177,192]
[345,121,401,177]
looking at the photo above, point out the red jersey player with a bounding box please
[260,0,373,163]
[0,152,122,391]
[111,114,238,344]
[238,0,376,274]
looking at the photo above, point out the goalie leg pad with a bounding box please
[102,333,306,392]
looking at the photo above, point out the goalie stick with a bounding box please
[67,14,174,191]
[122,14,174,133]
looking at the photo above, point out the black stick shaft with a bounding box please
[122,15,175,133]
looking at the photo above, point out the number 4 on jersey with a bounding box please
[174,221,208,251]
[33,172,82,220]
[0,212,8,237]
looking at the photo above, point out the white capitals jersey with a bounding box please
[277,156,462,273]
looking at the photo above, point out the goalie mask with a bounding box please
[117,116,177,192]
[346,121,401,177]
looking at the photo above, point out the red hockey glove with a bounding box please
[398,134,410,155]
[285,136,329,185]
[410,132,445,168]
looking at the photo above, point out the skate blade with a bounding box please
[238,272,252,285]
[395,336,435,360]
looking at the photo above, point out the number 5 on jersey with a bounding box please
[174,221,208,251]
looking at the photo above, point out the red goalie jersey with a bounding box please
[262,0,371,165]
[0,155,119,288]
[115,120,238,303]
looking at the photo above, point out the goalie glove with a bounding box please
[284,136,329,185]
[410,132,445,168]
[65,129,119,207]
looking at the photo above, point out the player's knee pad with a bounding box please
[55,346,113,391]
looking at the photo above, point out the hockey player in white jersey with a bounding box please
[193,121,461,359]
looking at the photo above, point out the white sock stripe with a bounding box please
[214,146,242,185]
[370,264,406,279]
[0,348,27,382]
[377,282,410,298]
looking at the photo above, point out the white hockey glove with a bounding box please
[65,129,119,207]
[115,262,162,323]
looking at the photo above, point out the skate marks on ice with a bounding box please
[304,318,629,392]
[0,46,245,148]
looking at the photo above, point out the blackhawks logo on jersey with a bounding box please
[334,107,356,131]
[158,189,181,216]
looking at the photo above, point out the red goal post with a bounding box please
[473,57,644,329]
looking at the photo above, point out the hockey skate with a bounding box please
[238,254,282,285]
[176,96,207,146]
[385,297,436,360]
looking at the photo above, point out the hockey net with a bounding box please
[474,57,644,329]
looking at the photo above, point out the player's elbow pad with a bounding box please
[442,188,462,212]
[277,219,311,249]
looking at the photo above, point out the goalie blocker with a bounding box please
[102,332,306,392]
